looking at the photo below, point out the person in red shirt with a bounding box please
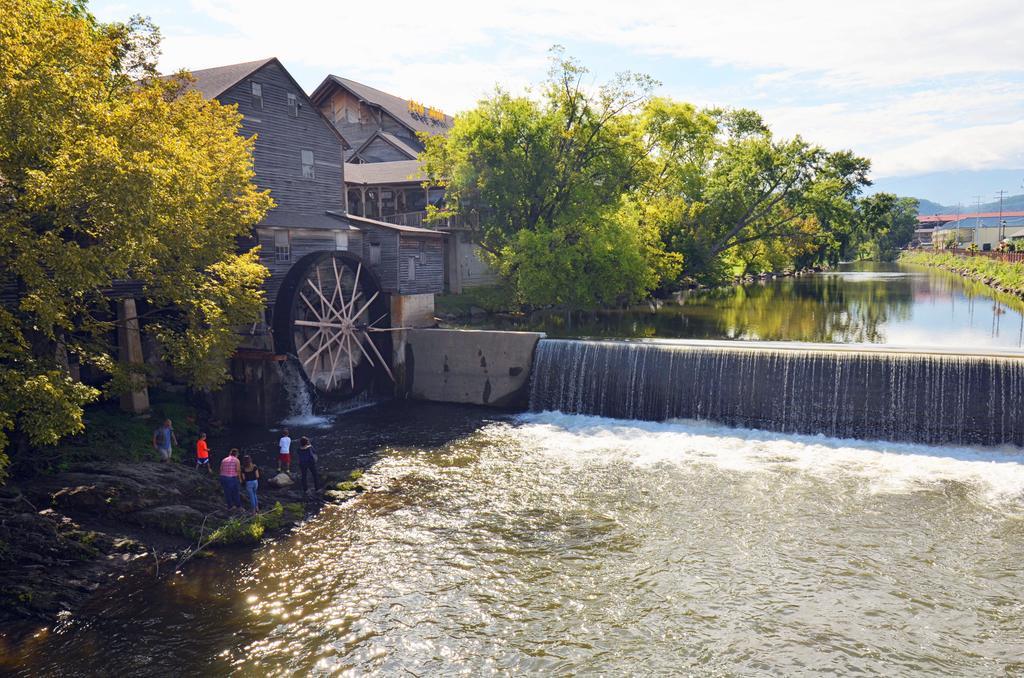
[195,432,211,473]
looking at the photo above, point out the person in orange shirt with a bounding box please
[195,432,211,473]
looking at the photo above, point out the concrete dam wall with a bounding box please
[528,338,1024,447]
[404,329,544,408]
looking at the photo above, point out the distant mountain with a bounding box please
[868,169,1024,209]
[910,194,1024,215]
[915,198,948,215]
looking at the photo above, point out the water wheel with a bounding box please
[275,251,395,397]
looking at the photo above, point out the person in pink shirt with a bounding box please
[218,448,243,509]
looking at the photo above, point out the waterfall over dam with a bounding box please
[528,339,1024,446]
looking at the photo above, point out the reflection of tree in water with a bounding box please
[468,263,1024,345]
[708,272,915,342]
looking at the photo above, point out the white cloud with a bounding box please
[97,0,1024,178]
[758,82,1024,175]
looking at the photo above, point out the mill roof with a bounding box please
[311,76,453,137]
[345,213,444,237]
[345,160,425,185]
[169,57,276,99]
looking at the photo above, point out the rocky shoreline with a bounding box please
[0,460,364,634]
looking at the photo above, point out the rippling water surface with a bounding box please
[454,261,1024,349]
[8,404,1024,675]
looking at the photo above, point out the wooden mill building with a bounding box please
[309,75,496,292]
[170,58,445,412]
[309,76,453,163]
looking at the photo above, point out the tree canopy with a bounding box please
[421,49,680,309]
[0,0,273,478]
[421,50,894,299]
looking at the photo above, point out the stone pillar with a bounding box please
[117,297,150,413]
[446,232,463,294]
[389,293,437,398]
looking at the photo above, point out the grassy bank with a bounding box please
[14,391,203,479]
[900,250,1024,296]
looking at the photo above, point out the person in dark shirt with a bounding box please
[241,454,260,513]
[296,436,320,498]
[152,419,177,463]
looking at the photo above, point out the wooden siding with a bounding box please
[398,235,445,295]
[358,137,414,162]
[219,61,345,219]
[256,228,364,307]
[319,89,423,161]
[357,223,401,292]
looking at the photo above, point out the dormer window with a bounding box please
[287,93,298,117]
[301,150,315,179]
[251,82,263,110]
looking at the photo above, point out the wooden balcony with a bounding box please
[381,210,479,230]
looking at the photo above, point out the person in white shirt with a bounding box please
[278,428,292,473]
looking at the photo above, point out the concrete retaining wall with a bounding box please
[404,329,544,408]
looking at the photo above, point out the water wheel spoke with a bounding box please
[351,291,379,324]
[299,291,322,320]
[331,257,346,318]
[315,267,327,318]
[346,263,362,316]
[362,330,394,381]
[297,328,323,354]
[303,328,345,366]
[352,333,376,367]
[295,319,343,329]
[306,279,342,323]
[326,328,346,390]
[343,333,355,390]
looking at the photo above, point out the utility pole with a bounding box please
[996,190,1008,241]
[973,195,982,246]
[955,202,961,249]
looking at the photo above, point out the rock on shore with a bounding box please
[0,462,311,627]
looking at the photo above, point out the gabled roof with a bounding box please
[346,213,444,237]
[345,160,425,186]
[171,57,275,99]
[164,57,349,148]
[351,130,420,161]
[311,75,453,137]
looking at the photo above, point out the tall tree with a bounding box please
[0,0,273,479]
[421,48,679,308]
[638,99,870,280]
[853,194,919,261]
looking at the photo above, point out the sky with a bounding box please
[93,0,1024,205]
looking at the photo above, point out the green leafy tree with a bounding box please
[852,194,919,260]
[499,199,680,309]
[638,99,870,280]
[0,0,273,479]
[421,48,678,308]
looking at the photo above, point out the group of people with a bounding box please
[151,420,323,514]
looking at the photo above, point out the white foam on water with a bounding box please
[515,411,1024,506]
[280,413,335,429]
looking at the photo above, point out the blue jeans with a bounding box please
[300,462,320,495]
[220,476,241,508]
[245,479,259,512]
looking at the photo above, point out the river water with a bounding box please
[6,264,1024,675]
[457,261,1024,349]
